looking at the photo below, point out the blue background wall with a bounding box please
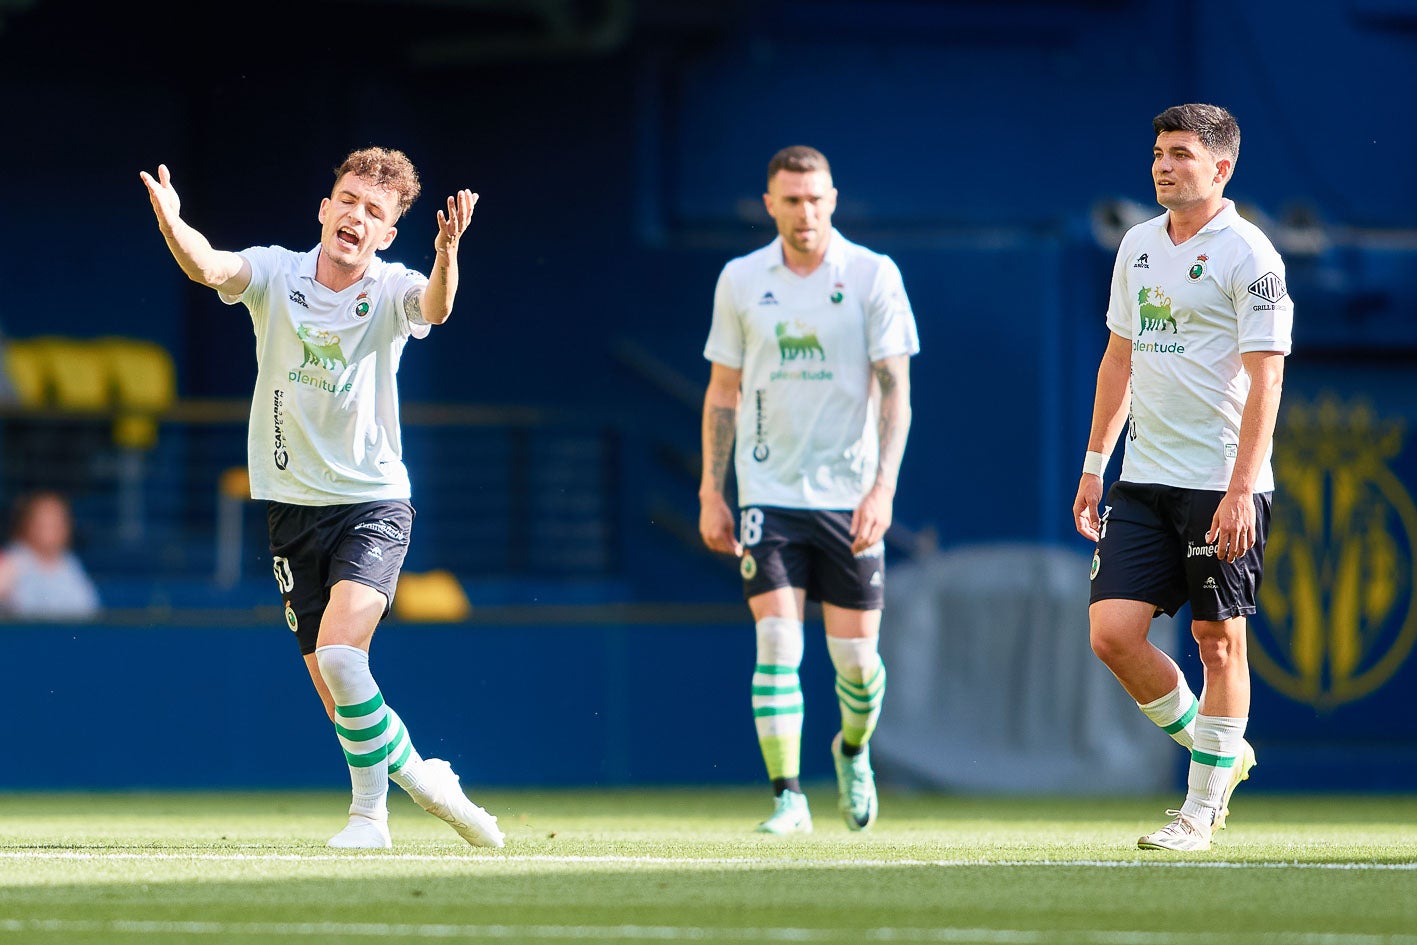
[2,0,1416,791]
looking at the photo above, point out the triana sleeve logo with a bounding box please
[1247,272,1287,304]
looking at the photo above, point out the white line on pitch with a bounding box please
[1,919,1416,944]
[0,851,1414,870]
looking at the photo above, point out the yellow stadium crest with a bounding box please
[1252,394,1417,709]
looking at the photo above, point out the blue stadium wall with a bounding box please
[2,0,1416,790]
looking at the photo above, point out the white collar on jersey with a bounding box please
[767,227,849,272]
[1151,198,1240,236]
[299,244,387,285]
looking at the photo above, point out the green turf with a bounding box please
[2,788,1416,944]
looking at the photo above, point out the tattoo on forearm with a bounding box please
[874,365,910,489]
[404,286,423,320]
[706,405,737,490]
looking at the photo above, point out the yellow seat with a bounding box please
[2,338,48,406]
[393,570,472,622]
[98,336,177,449]
[28,335,112,412]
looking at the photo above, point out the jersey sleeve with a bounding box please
[865,256,920,362]
[391,265,433,341]
[1104,233,1134,337]
[1228,242,1293,355]
[702,266,743,369]
[219,245,279,331]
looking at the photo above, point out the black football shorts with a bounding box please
[267,499,415,654]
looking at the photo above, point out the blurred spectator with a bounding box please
[0,490,100,620]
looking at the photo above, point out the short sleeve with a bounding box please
[702,266,744,369]
[392,266,433,341]
[1104,234,1133,337]
[1228,244,1293,355]
[866,257,920,362]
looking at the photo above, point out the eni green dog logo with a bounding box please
[297,325,348,371]
[775,321,826,362]
[1137,287,1178,334]
[1251,395,1417,709]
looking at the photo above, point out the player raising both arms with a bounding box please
[141,148,504,850]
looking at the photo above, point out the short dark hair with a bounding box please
[334,147,422,218]
[1153,104,1240,162]
[767,145,831,187]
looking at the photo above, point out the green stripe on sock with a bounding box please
[334,712,391,743]
[752,684,801,696]
[1191,749,1237,768]
[754,664,797,675]
[1164,702,1199,735]
[344,744,389,768]
[754,704,804,718]
[387,738,413,774]
[335,691,386,718]
[835,683,878,713]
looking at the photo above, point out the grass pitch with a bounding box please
[1,788,1415,944]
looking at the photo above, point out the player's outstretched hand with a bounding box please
[1073,474,1104,542]
[699,493,742,557]
[850,486,893,554]
[434,189,478,254]
[139,164,182,235]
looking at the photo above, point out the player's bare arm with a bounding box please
[1207,350,1285,562]
[699,362,743,556]
[851,354,911,553]
[418,189,477,325]
[139,164,251,296]
[1073,331,1133,541]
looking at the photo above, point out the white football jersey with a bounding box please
[1106,200,1293,492]
[703,229,920,510]
[221,245,431,505]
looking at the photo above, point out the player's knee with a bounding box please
[1192,624,1245,670]
[755,615,805,668]
[826,634,881,683]
[1089,624,1141,668]
[314,643,369,687]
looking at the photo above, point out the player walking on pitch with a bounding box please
[700,145,919,834]
[1073,105,1293,851]
[141,148,504,850]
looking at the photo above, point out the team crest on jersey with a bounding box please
[1136,287,1178,334]
[740,552,757,580]
[1188,255,1207,282]
[285,602,299,633]
[353,292,371,318]
[1090,551,1100,581]
[830,282,845,304]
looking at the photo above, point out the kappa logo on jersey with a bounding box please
[1137,287,1178,334]
[774,321,825,362]
[758,291,780,305]
[353,292,371,318]
[1132,253,1150,269]
[289,290,310,309]
[1248,272,1288,304]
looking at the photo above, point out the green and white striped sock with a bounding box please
[316,644,392,821]
[752,616,804,785]
[827,635,885,752]
[1182,714,1248,823]
[1138,673,1199,749]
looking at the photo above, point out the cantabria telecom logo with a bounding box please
[1252,395,1417,709]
